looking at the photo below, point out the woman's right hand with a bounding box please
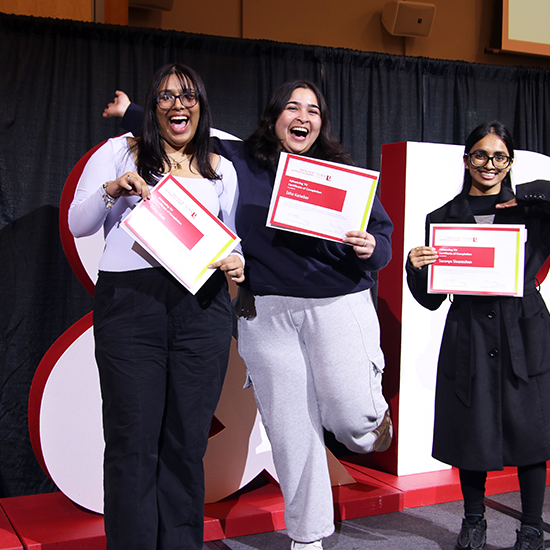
[102,90,131,119]
[409,246,438,269]
[104,172,151,200]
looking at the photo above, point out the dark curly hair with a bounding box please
[245,80,353,169]
[135,63,219,185]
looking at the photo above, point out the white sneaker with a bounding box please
[372,408,393,452]
[291,540,323,550]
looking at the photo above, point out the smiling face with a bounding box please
[275,87,322,155]
[156,73,200,154]
[465,133,512,196]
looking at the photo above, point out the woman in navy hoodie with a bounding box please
[220,80,393,550]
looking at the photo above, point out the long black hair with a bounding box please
[245,80,353,169]
[462,120,515,193]
[135,63,219,185]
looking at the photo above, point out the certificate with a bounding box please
[122,174,240,295]
[428,223,526,297]
[266,153,380,242]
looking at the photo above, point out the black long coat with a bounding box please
[406,181,550,471]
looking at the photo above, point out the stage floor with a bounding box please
[0,461,535,549]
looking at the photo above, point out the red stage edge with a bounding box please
[1,462,547,549]
[0,503,22,550]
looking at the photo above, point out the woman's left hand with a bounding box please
[496,198,518,209]
[209,254,245,283]
[343,231,376,259]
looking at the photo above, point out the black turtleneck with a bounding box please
[467,193,499,224]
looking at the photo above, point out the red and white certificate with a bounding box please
[428,223,526,296]
[266,153,380,242]
[122,174,240,294]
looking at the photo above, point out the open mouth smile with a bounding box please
[169,115,189,132]
[290,126,309,139]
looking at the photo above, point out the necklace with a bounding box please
[167,155,188,171]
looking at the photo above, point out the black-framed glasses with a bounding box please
[156,90,199,110]
[465,151,512,170]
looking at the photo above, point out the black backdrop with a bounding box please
[1,12,550,498]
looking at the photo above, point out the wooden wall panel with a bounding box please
[0,0,128,25]
[0,0,92,21]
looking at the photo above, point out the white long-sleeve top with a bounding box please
[68,134,242,273]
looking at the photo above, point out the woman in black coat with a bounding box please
[407,121,550,550]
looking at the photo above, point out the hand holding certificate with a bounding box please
[266,153,380,242]
[428,223,526,297]
[122,174,241,294]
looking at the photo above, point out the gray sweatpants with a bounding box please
[237,288,388,543]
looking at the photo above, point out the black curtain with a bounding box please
[1,12,550,498]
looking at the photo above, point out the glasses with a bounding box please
[466,151,512,170]
[156,90,199,110]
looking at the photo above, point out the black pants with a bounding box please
[94,268,232,550]
[460,462,547,528]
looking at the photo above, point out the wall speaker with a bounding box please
[382,1,436,38]
[129,0,174,10]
